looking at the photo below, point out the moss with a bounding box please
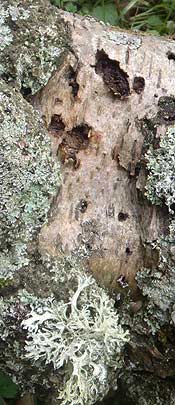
[0,0,70,94]
[0,79,60,280]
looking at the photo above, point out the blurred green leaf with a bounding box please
[147,15,163,26]
[92,3,119,25]
[51,0,175,35]
[0,373,18,399]
[65,2,77,12]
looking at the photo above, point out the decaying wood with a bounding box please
[36,14,175,291]
[1,1,175,403]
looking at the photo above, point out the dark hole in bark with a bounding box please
[118,212,129,221]
[125,246,132,256]
[170,203,175,213]
[67,66,79,97]
[95,380,134,405]
[85,243,93,251]
[75,199,88,220]
[95,49,130,97]
[135,162,141,177]
[21,86,32,98]
[58,124,91,164]
[80,200,88,213]
[1,73,11,82]
[48,114,65,138]
[133,76,145,94]
[167,51,175,61]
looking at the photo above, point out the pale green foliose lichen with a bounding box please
[22,269,129,405]
[0,0,70,94]
[0,257,129,404]
[0,80,60,279]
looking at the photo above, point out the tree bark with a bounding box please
[1,0,175,404]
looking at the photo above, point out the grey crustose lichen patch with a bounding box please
[136,126,175,333]
[145,126,175,212]
[0,0,70,94]
[0,79,60,280]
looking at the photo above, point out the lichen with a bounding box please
[0,80,129,401]
[23,268,129,404]
[145,126,175,212]
[0,0,70,94]
[120,372,175,405]
[0,79,60,279]
[0,256,129,404]
[136,126,175,333]
[105,31,142,49]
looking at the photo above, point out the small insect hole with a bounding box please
[118,212,129,221]
[167,51,175,61]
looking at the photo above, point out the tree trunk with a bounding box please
[1,0,175,404]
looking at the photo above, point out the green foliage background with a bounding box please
[51,0,175,35]
[1,0,175,404]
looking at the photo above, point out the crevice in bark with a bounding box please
[133,76,145,94]
[49,120,91,166]
[167,51,175,61]
[67,65,79,97]
[49,114,65,138]
[95,49,130,97]
[118,212,129,221]
[58,124,90,165]
[21,86,32,99]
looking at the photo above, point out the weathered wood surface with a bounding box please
[37,14,174,291]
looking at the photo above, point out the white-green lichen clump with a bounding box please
[22,265,129,405]
[0,80,60,279]
[0,257,129,404]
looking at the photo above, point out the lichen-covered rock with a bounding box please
[0,0,70,94]
[0,79,60,281]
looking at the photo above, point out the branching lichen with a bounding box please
[0,257,129,404]
[22,267,129,405]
